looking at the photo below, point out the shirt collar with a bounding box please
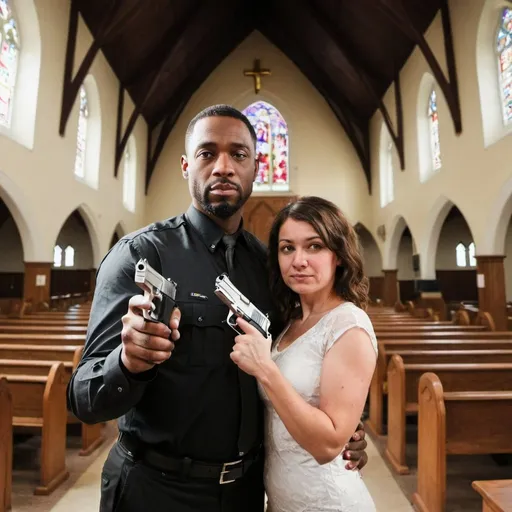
[185,205,248,253]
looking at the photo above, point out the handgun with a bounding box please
[134,258,178,323]
[214,273,271,338]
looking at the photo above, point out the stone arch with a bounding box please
[354,222,383,273]
[109,221,126,248]
[421,196,476,278]
[483,175,512,254]
[52,203,101,267]
[383,214,413,270]
[0,169,40,261]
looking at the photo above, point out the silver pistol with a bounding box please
[134,258,178,323]
[214,273,271,338]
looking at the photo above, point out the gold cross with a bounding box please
[243,59,271,94]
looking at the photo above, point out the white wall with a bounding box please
[369,0,512,279]
[0,0,147,267]
[436,214,475,269]
[358,228,383,277]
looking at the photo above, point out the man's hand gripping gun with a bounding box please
[214,273,271,339]
[134,258,178,324]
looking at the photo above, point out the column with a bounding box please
[23,262,52,310]
[382,269,399,307]
[476,255,507,331]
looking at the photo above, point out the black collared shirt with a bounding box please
[67,206,278,462]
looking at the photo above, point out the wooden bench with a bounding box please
[0,318,88,326]
[0,346,104,456]
[367,333,512,435]
[412,373,512,512]
[0,325,87,335]
[385,356,512,474]
[0,334,85,345]
[375,325,487,333]
[0,378,12,512]
[472,480,512,512]
[1,362,69,495]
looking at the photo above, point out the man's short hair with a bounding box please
[185,104,257,152]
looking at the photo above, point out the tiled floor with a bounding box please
[10,428,413,511]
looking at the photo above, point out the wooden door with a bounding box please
[243,196,297,245]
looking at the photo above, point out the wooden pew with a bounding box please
[1,363,69,495]
[385,356,512,474]
[375,325,487,333]
[367,333,512,435]
[0,378,12,512]
[472,480,512,512]
[0,318,88,326]
[412,373,512,512]
[0,346,104,456]
[0,334,85,345]
[0,325,87,335]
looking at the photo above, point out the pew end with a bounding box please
[472,479,512,512]
[0,378,12,512]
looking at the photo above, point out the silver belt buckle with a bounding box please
[219,459,242,484]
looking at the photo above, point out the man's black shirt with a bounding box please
[67,205,277,462]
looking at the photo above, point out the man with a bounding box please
[67,105,368,512]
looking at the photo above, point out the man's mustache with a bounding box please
[206,179,241,194]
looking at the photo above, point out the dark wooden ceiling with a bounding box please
[72,0,448,191]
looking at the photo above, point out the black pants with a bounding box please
[100,441,265,512]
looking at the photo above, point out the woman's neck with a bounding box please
[299,291,342,321]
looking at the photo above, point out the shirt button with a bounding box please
[239,451,244,456]
[197,316,204,322]
[210,244,215,249]
[117,387,123,393]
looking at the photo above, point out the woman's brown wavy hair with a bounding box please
[268,196,369,324]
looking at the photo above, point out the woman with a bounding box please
[231,196,377,511]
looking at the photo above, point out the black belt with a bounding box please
[118,432,261,485]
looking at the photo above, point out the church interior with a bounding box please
[1,0,512,510]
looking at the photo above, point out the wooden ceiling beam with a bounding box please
[59,0,140,136]
[113,0,202,176]
[375,0,462,134]
[306,0,405,170]
[144,12,253,193]
[121,1,202,88]
[258,18,373,192]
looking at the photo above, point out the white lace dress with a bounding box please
[259,302,378,512]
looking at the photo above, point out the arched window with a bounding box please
[496,7,512,125]
[74,85,89,179]
[379,124,394,207]
[468,242,476,267]
[123,137,136,212]
[428,89,441,170]
[64,245,74,267]
[456,242,467,267]
[0,0,21,128]
[242,101,289,192]
[53,245,62,267]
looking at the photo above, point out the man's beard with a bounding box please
[194,180,250,219]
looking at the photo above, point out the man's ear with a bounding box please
[181,155,189,179]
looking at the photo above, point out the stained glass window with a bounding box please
[456,242,467,267]
[0,0,20,127]
[64,246,75,267]
[74,86,89,178]
[468,242,476,267]
[53,245,62,267]
[242,101,289,192]
[496,7,512,125]
[386,141,394,203]
[123,140,136,212]
[428,89,441,170]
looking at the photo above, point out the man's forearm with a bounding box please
[67,345,156,424]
